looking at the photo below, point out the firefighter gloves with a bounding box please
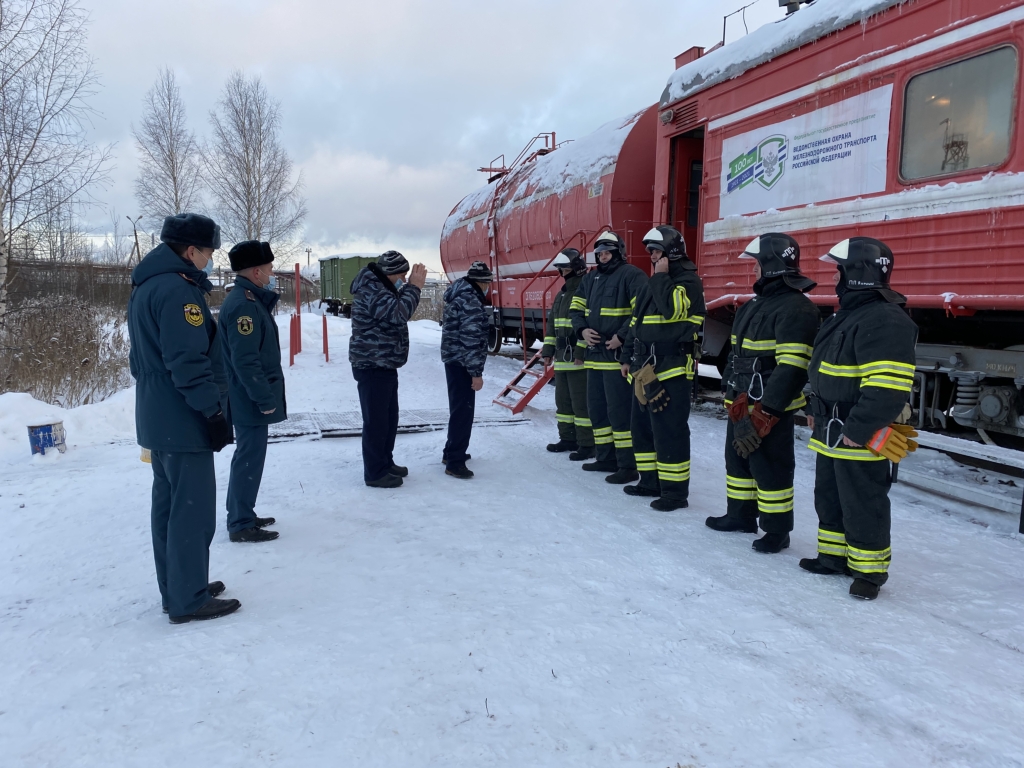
[750,402,780,438]
[644,379,671,412]
[866,423,919,462]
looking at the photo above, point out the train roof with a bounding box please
[660,0,908,107]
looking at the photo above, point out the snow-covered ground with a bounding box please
[2,316,1023,767]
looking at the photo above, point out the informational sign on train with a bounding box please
[719,85,893,218]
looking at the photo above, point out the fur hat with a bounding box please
[228,240,275,271]
[378,250,410,275]
[466,261,494,283]
[160,213,221,250]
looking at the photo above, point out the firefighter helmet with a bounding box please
[552,247,587,276]
[642,226,688,261]
[741,232,815,292]
[821,237,903,303]
[593,231,625,261]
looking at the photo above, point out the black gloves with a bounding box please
[206,411,233,452]
[643,378,671,412]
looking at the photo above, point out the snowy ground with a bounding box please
[2,316,1023,768]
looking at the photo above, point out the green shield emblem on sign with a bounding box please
[757,135,787,190]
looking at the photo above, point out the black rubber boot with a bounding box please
[705,514,758,533]
[799,557,846,575]
[445,464,475,479]
[163,582,225,613]
[624,483,660,497]
[388,464,409,477]
[568,446,595,461]
[366,474,403,489]
[582,460,618,472]
[442,454,471,465]
[254,516,276,528]
[169,597,241,624]
[850,579,881,600]
[230,527,280,543]
[546,440,578,453]
[752,532,790,554]
[650,497,688,512]
[605,468,640,484]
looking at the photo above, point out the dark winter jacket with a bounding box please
[569,258,648,370]
[219,276,287,427]
[723,277,821,414]
[128,243,229,452]
[348,264,422,370]
[440,277,489,377]
[540,272,586,371]
[807,290,918,460]
[623,259,705,382]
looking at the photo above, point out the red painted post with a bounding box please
[322,314,329,362]
[294,263,302,353]
[289,315,295,367]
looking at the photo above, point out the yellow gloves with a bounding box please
[866,423,919,463]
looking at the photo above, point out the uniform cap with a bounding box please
[160,213,221,250]
[228,240,275,271]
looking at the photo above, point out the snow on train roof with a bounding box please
[442,108,647,238]
[661,0,908,107]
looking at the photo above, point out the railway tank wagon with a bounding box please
[440,107,657,353]
[656,0,1024,439]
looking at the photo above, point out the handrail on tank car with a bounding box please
[517,228,608,364]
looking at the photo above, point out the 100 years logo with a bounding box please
[726,134,788,195]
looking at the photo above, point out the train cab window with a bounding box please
[901,47,1018,181]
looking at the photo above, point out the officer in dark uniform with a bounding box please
[706,233,820,553]
[569,231,648,484]
[220,240,286,543]
[540,248,593,458]
[621,226,705,511]
[800,237,919,600]
[128,213,239,624]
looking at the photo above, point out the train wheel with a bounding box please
[487,326,502,355]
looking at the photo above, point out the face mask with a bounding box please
[394,278,404,289]
[202,259,214,276]
[266,275,277,291]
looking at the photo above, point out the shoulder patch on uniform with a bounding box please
[184,303,204,327]
[237,316,254,335]
[244,290,256,301]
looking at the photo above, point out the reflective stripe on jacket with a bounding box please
[569,258,648,370]
[540,272,586,371]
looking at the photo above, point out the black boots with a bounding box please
[445,464,474,479]
[705,515,758,534]
[799,557,845,575]
[546,440,578,453]
[752,532,790,554]
[169,597,241,624]
[850,579,880,600]
[230,527,280,543]
[162,581,225,613]
[582,459,618,472]
[366,474,403,489]
[388,464,409,477]
[442,454,471,465]
[624,483,660,497]
[605,468,640,484]
[569,446,595,461]
[254,516,276,528]
[650,497,688,512]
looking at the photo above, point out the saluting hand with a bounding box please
[409,263,428,289]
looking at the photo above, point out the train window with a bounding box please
[901,47,1018,181]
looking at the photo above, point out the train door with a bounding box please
[665,129,705,263]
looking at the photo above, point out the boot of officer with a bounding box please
[705,233,820,553]
[541,248,593,457]
[568,231,648,482]
[622,225,705,511]
[798,237,919,600]
[221,240,286,543]
[127,213,240,624]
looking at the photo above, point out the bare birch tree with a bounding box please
[0,0,110,324]
[204,72,306,254]
[132,68,202,226]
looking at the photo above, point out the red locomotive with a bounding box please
[440,0,1024,439]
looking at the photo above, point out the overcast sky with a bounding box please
[82,0,786,271]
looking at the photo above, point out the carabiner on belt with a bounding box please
[825,404,845,449]
[748,371,764,402]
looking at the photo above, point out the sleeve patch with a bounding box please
[237,316,254,335]
[184,303,204,327]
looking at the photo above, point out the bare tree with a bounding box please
[132,68,202,226]
[0,0,110,323]
[204,72,306,254]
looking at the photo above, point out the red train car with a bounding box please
[440,107,657,352]
[656,0,1024,438]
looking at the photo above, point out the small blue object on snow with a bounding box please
[28,422,67,456]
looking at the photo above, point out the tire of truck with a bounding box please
[487,325,502,355]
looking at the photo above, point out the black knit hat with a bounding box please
[228,240,275,271]
[378,250,410,275]
[466,261,494,283]
[160,213,221,250]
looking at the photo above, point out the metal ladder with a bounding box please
[493,352,553,414]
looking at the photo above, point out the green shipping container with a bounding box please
[319,254,378,316]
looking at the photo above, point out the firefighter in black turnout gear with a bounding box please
[620,226,704,511]
[705,233,820,551]
[541,249,594,459]
[800,237,919,600]
[569,231,648,483]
